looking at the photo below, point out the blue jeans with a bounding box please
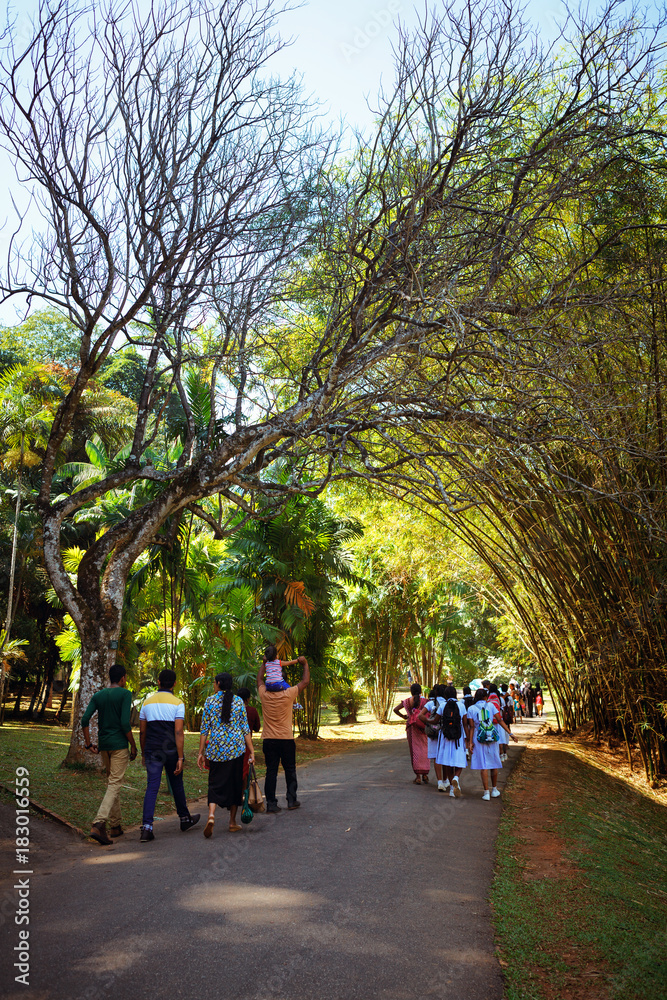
[265,680,291,691]
[142,751,189,826]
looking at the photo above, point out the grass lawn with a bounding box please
[0,713,398,832]
[492,732,667,1000]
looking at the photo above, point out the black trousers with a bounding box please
[262,738,298,806]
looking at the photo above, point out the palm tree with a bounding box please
[341,569,412,723]
[0,364,63,716]
[222,488,363,737]
[0,629,28,719]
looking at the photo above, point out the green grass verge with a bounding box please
[0,721,354,831]
[492,750,667,1000]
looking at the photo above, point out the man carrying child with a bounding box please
[257,646,310,813]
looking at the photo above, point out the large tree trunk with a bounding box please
[40,503,127,766]
[64,627,119,766]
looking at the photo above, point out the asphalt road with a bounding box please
[0,722,543,1000]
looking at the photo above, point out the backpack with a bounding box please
[441,699,462,744]
[424,717,440,740]
[476,706,499,743]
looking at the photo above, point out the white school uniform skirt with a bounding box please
[469,740,502,770]
[436,733,467,768]
[427,735,439,760]
[496,722,509,746]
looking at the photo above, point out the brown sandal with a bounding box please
[422,775,429,783]
[229,823,242,833]
[413,776,422,784]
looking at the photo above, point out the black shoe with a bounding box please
[180,814,200,832]
[266,803,282,813]
[90,821,112,846]
[287,801,301,810]
[140,826,155,843]
[109,825,124,838]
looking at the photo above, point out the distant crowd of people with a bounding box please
[507,679,544,720]
[394,678,544,799]
[80,646,310,846]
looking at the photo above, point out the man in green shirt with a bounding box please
[81,663,138,845]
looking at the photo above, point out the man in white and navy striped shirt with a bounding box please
[139,669,199,842]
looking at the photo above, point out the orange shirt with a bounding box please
[258,683,299,740]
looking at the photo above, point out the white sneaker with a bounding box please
[452,777,461,797]
[482,790,490,801]
[437,780,446,792]
[491,787,501,798]
[442,779,451,791]
[449,786,456,797]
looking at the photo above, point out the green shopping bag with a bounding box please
[241,777,254,824]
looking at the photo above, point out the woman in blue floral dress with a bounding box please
[197,673,255,836]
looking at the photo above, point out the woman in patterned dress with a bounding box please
[393,683,430,783]
[197,672,255,836]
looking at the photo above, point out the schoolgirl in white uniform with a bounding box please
[466,688,518,799]
[419,686,447,791]
[435,684,468,797]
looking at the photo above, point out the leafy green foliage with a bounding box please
[221,483,363,736]
[0,310,82,369]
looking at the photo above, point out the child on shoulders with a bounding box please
[263,645,291,691]
[261,645,305,709]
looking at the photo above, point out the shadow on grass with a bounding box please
[492,742,667,1000]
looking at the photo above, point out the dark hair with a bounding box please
[501,683,508,693]
[474,687,488,703]
[215,672,234,724]
[109,663,126,683]
[410,682,422,710]
[237,687,251,703]
[489,683,499,694]
[427,687,438,700]
[265,645,277,661]
[443,684,457,700]
[482,679,490,689]
[158,668,177,690]
[462,685,471,696]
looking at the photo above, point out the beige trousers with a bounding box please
[94,749,130,827]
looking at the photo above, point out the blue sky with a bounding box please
[3,0,569,133]
[271,0,565,129]
[0,0,654,322]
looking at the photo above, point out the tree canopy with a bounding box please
[0,0,665,778]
